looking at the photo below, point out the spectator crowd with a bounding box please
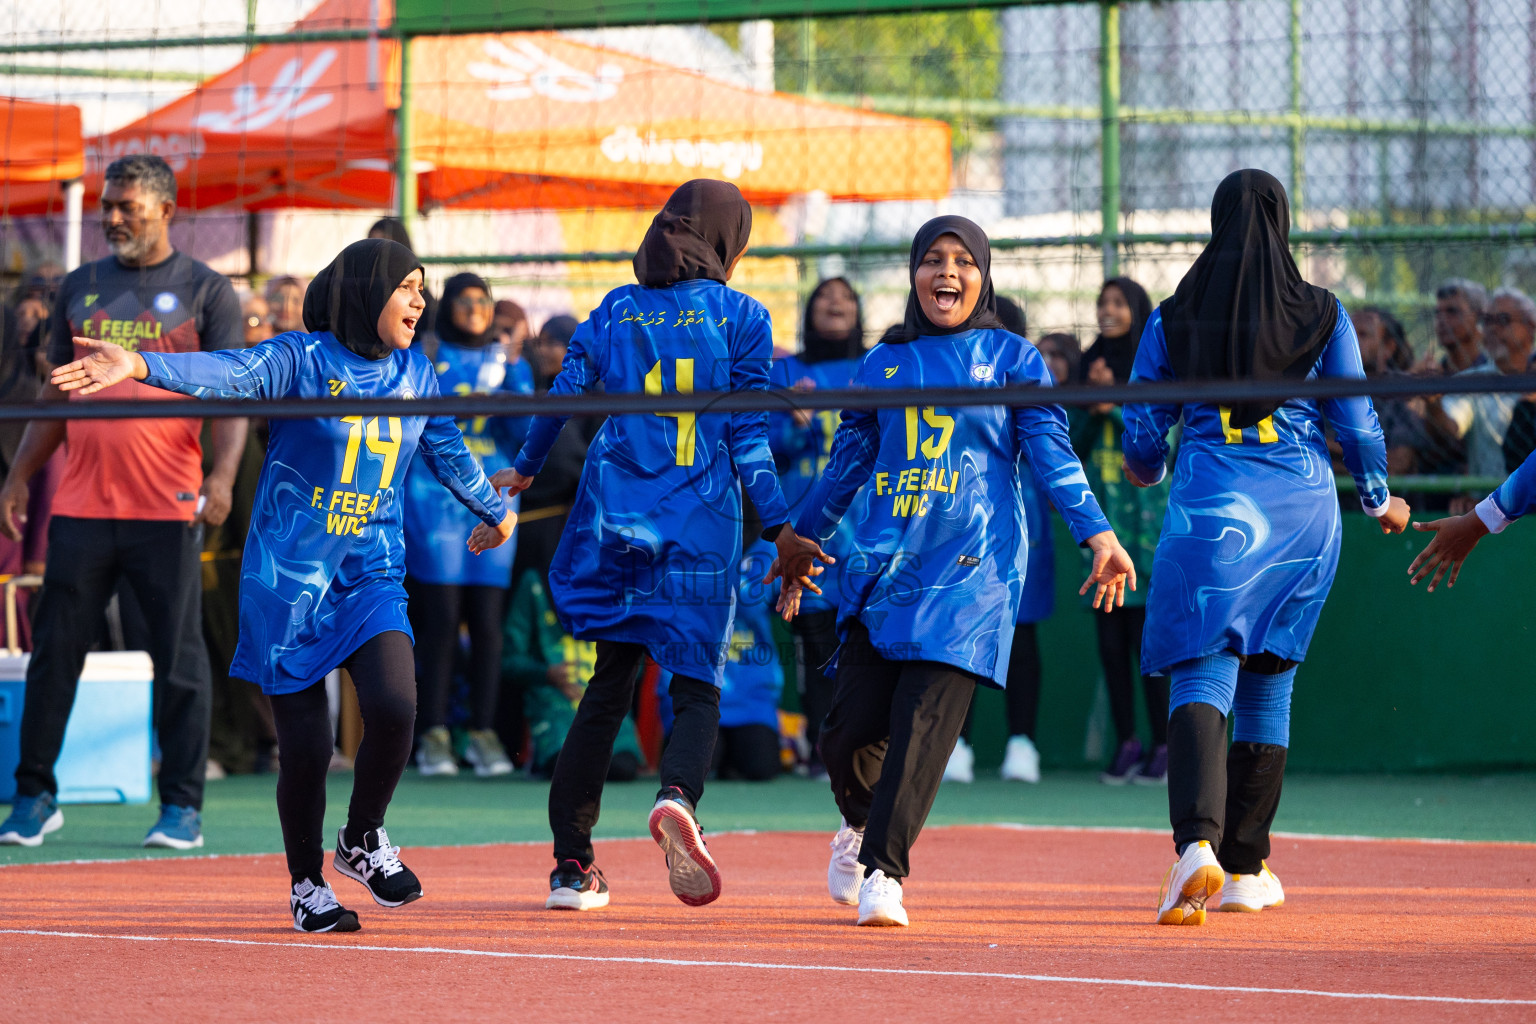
[2,153,1534,839]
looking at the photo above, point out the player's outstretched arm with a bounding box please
[1080,530,1137,611]
[50,337,147,394]
[1408,512,1488,592]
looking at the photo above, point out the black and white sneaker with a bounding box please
[332,826,423,908]
[546,858,611,910]
[290,877,360,933]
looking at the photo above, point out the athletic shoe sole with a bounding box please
[546,886,611,911]
[415,762,459,777]
[470,762,514,778]
[857,904,909,927]
[1157,863,1225,926]
[648,801,722,907]
[142,831,205,850]
[332,856,424,908]
[0,809,63,847]
[293,910,361,933]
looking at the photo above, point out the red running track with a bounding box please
[0,825,1531,1023]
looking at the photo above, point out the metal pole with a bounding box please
[63,178,83,272]
[1100,0,1121,278]
[396,34,417,235]
[1290,0,1305,224]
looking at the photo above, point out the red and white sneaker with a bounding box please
[648,789,722,907]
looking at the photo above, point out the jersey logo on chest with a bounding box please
[328,379,347,396]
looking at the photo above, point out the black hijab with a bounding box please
[1160,168,1338,428]
[434,272,495,348]
[303,238,423,361]
[1079,276,1153,384]
[633,180,752,288]
[801,277,864,364]
[891,215,1005,343]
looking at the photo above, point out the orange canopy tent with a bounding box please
[1,98,87,269]
[7,0,949,215]
[1,99,84,185]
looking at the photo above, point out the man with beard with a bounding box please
[0,154,245,850]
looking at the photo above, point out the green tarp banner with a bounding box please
[393,0,1030,34]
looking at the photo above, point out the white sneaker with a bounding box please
[1156,840,1225,926]
[856,868,908,927]
[1216,863,1285,912]
[943,738,974,784]
[827,819,864,906]
[999,735,1041,783]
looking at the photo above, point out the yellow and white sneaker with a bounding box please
[1215,863,1284,912]
[1156,840,1225,926]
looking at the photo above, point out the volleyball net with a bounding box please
[7,0,1536,485]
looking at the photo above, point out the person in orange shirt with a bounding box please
[0,154,246,850]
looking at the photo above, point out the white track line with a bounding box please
[1,928,1531,1006]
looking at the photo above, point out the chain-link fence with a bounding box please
[7,1,1536,479]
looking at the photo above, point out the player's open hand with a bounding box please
[1407,511,1489,591]
[1377,495,1411,535]
[489,467,534,498]
[774,577,805,622]
[0,478,29,543]
[467,510,517,554]
[1080,529,1137,610]
[50,337,147,395]
[765,527,834,597]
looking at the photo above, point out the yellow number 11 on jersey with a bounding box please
[339,415,404,488]
[646,358,696,466]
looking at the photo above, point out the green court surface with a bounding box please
[2,770,1532,866]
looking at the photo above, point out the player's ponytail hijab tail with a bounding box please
[891,215,1006,343]
[633,179,752,288]
[303,238,423,361]
[1159,168,1337,428]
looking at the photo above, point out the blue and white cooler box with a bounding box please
[0,651,154,804]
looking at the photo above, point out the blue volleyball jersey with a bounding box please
[719,542,787,729]
[402,342,532,586]
[795,329,1111,687]
[1017,459,1056,624]
[1480,451,1536,532]
[140,332,505,694]
[513,279,790,687]
[1122,304,1389,674]
[769,353,863,615]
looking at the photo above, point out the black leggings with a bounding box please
[961,622,1042,743]
[406,580,506,731]
[820,622,977,881]
[793,610,840,749]
[712,723,781,781]
[549,641,720,867]
[1095,606,1168,746]
[268,631,416,883]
